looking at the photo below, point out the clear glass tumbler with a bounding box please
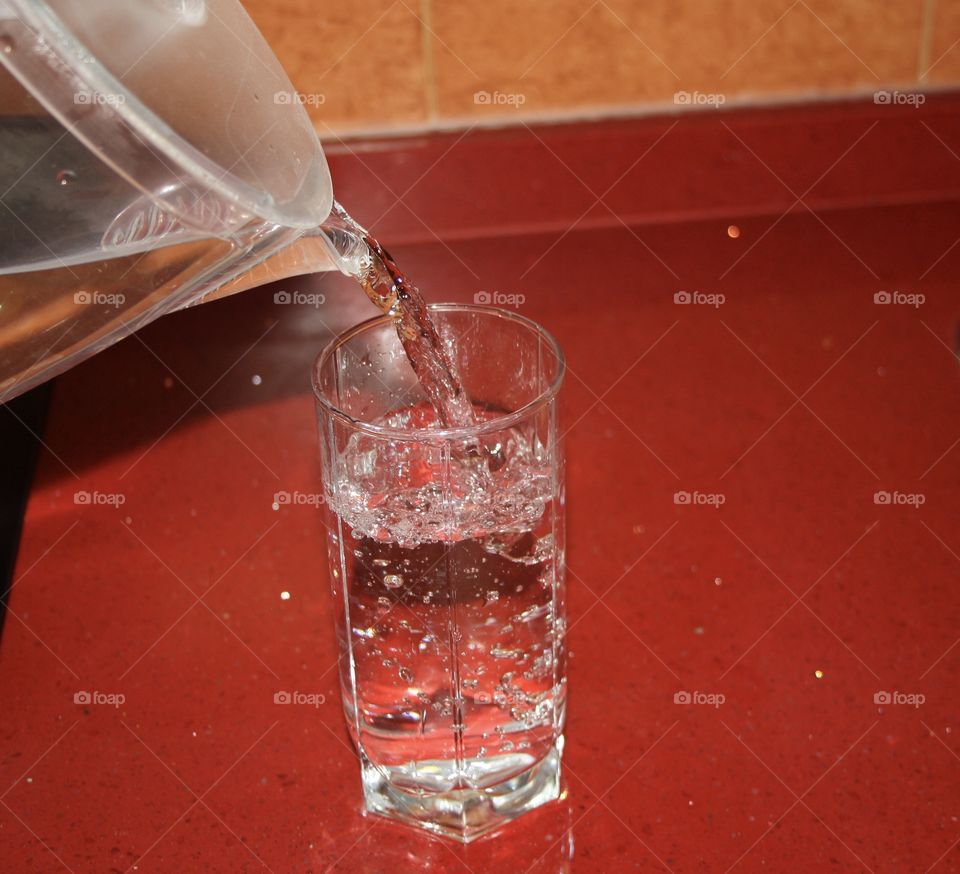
[312,304,566,842]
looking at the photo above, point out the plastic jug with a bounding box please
[0,0,366,402]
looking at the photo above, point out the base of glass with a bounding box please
[361,742,563,843]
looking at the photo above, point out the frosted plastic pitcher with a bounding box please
[0,0,359,402]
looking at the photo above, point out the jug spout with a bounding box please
[203,219,373,303]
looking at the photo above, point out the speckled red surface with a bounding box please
[2,97,960,872]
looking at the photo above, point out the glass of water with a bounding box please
[312,304,566,842]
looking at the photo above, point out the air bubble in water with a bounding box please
[384,574,403,589]
[56,170,78,186]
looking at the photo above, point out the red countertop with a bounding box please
[3,97,960,872]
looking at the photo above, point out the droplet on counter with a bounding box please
[814,669,824,679]
[251,374,262,386]
[280,591,291,601]
[727,224,740,239]
[56,169,78,186]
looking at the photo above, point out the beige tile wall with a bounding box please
[244,0,951,134]
[926,0,960,82]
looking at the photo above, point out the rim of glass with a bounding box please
[312,303,566,441]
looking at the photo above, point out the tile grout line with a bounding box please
[419,0,440,124]
[311,83,960,142]
[918,0,938,81]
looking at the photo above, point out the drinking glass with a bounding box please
[312,304,566,842]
